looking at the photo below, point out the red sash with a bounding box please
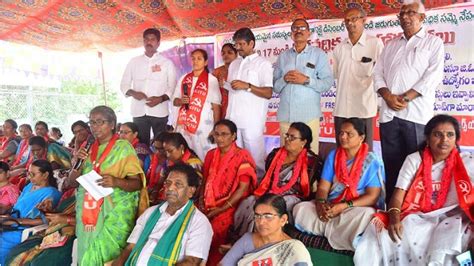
[131,137,139,148]
[177,71,209,134]
[12,139,29,166]
[254,148,310,198]
[0,134,17,162]
[147,153,161,189]
[333,143,369,203]
[374,148,474,228]
[82,134,118,230]
[204,143,256,209]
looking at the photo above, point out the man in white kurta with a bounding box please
[374,2,444,201]
[333,7,384,149]
[120,28,177,145]
[225,27,273,178]
[113,164,213,265]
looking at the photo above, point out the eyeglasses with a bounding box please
[284,133,302,142]
[254,213,280,221]
[291,26,308,32]
[88,119,109,126]
[118,130,132,135]
[344,16,364,24]
[432,131,456,139]
[397,10,419,18]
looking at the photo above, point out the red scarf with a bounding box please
[12,138,29,166]
[254,148,310,198]
[147,153,162,189]
[82,134,118,230]
[374,148,474,228]
[131,137,139,148]
[332,143,369,203]
[204,143,256,209]
[177,71,209,134]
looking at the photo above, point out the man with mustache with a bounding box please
[374,0,444,202]
[333,7,384,150]
[225,27,273,178]
[121,28,177,146]
[273,18,333,154]
[113,164,212,266]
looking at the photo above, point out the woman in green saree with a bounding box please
[72,106,148,265]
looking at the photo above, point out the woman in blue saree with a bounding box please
[0,159,61,265]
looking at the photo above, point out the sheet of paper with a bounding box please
[223,81,232,91]
[77,170,113,201]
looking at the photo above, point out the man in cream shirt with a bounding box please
[333,7,384,149]
[225,27,273,178]
[121,28,177,145]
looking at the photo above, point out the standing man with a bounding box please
[273,18,333,154]
[375,0,444,201]
[333,7,384,149]
[225,27,273,177]
[121,28,177,145]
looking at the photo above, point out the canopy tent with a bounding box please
[0,0,459,52]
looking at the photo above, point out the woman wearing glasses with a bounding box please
[200,119,257,265]
[293,117,385,251]
[234,122,322,237]
[72,105,148,265]
[354,115,474,265]
[118,122,151,168]
[0,160,61,265]
[220,193,312,265]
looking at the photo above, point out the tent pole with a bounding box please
[98,51,107,105]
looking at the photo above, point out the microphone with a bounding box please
[72,135,95,170]
[183,84,189,110]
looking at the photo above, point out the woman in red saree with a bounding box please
[354,114,474,265]
[212,43,238,119]
[201,119,257,265]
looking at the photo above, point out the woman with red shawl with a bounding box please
[354,115,474,265]
[200,119,256,265]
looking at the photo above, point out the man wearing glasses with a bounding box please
[332,7,384,150]
[374,0,444,202]
[224,27,273,178]
[273,18,333,154]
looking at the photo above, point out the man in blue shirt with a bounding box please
[273,18,334,153]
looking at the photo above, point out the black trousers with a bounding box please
[133,115,168,146]
[380,117,425,203]
[334,116,374,150]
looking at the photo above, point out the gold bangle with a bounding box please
[387,207,401,213]
[226,200,233,209]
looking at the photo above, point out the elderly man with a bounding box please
[375,0,444,201]
[113,164,212,266]
[225,27,273,177]
[273,18,333,153]
[333,8,384,149]
[121,28,177,145]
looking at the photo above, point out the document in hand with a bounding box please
[77,170,114,201]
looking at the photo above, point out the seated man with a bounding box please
[113,164,213,266]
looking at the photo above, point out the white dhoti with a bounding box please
[354,205,472,266]
[293,200,376,251]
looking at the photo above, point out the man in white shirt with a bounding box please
[374,0,444,201]
[333,7,384,149]
[120,28,177,145]
[225,27,273,177]
[112,164,213,266]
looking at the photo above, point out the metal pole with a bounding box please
[98,51,107,105]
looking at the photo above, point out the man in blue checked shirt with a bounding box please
[273,18,334,154]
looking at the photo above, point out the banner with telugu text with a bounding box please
[215,4,474,149]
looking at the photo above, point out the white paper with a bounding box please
[223,81,232,91]
[76,170,113,201]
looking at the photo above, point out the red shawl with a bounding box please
[374,148,474,228]
[203,143,257,209]
[254,147,310,198]
[177,71,209,134]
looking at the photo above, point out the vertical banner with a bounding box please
[215,4,474,149]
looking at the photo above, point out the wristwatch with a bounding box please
[247,83,252,92]
[303,76,310,85]
[402,96,410,102]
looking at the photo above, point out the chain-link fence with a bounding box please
[0,85,103,142]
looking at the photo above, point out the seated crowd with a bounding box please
[1,110,473,266]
